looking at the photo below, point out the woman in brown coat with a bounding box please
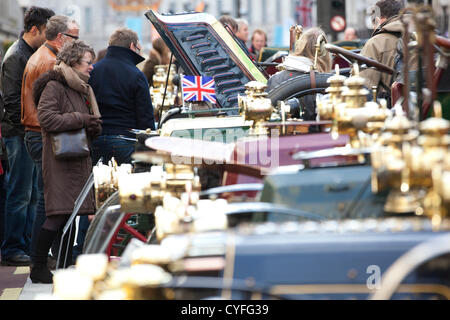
[30,40,102,283]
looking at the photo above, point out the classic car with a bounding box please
[54,5,450,301]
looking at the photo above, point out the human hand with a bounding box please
[82,114,102,137]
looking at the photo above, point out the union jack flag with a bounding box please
[181,75,216,104]
[295,0,313,28]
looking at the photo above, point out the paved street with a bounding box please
[0,262,53,300]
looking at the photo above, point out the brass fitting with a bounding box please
[238,81,273,136]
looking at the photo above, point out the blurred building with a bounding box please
[0,0,23,59]
[24,0,152,53]
[2,0,448,55]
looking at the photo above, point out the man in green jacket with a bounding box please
[360,0,404,99]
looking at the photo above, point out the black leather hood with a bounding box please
[145,10,268,113]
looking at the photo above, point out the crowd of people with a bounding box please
[0,6,155,284]
[0,0,416,285]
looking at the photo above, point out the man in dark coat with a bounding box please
[0,6,54,266]
[89,27,156,166]
[85,28,155,261]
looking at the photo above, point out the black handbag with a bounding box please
[51,128,89,160]
[50,91,90,160]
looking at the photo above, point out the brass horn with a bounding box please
[313,34,327,70]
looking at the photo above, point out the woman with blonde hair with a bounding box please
[267,27,331,121]
[30,40,102,283]
[291,27,332,73]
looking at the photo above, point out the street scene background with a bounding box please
[1,0,449,57]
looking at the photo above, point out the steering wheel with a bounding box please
[325,43,394,75]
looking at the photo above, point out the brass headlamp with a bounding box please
[238,81,273,136]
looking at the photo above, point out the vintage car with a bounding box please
[51,6,450,301]
[79,10,372,258]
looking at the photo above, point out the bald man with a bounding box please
[344,28,358,41]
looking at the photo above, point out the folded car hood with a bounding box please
[145,10,267,111]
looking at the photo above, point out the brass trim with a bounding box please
[396,284,450,299]
[251,292,263,300]
[270,284,450,299]
[271,284,371,295]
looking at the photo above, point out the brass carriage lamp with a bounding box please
[331,64,369,148]
[117,162,201,215]
[376,110,417,177]
[327,64,347,105]
[150,65,176,119]
[152,65,168,90]
[329,62,392,149]
[371,110,424,214]
[414,104,450,188]
[238,81,273,136]
[432,153,450,226]
[419,103,450,226]
[317,64,347,120]
[342,64,369,109]
[93,158,132,209]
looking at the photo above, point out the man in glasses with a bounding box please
[0,6,54,267]
[20,15,80,271]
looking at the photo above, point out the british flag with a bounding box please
[295,0,313,28]
[181,75,217,104]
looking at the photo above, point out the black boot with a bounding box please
[30,229,57,284]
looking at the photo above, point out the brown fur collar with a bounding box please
[32,69,67,107]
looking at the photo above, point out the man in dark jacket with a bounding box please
[0,92,5,247]
[85,28,155,259]
[0,6,54,266]
[89,27,155,165]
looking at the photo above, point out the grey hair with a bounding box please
[56,40,95,67]
[45,15,74,41]
[235,18,248,31]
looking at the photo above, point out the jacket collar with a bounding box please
[105,46,145,65]
[19,36,35,54]
[43,41,58,56]
[372,15,401,37]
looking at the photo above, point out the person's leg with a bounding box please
[1,136,36,265]
[30,215,69,284]
[23,166,37,255]
[110,136,135,165]
[0,162,6,246]
[25,131,52,265]
[91,135,110,165]
[91,135,135,166]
